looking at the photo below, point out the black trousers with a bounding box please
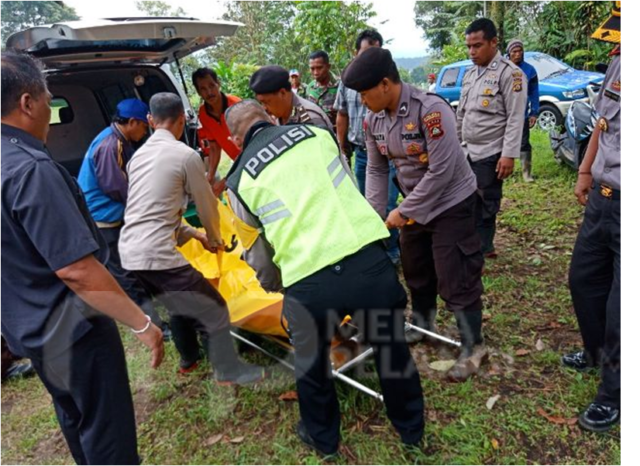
[470,153,503,254]
[284,243,424,453]
[134,265,230,366]
[100,227,163,327]
[400,194,484,318]
[30,317,139,465]
[569,187,620,409]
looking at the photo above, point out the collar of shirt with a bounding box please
[310,74,339,91]
[1,124,46,151]
[204,92,230,121]
[374,81,412,123]
[150,128,177,142]
[227,120,274,179]
[477,51,502,78]
[110,122,135,154]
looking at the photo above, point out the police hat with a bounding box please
[250,66,292,94]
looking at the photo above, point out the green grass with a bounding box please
[1,129,620,464]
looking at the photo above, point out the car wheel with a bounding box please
[537,104,563,132]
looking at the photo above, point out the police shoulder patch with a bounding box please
[423,111,444,139]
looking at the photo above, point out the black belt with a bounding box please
[593,183,620,200]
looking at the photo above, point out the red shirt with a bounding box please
[197,93,242,160]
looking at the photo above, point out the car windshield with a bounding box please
[527,54,572,81]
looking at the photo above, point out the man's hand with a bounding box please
[213,178,227,198]
[529,116,537,128]
[385,208,408,229]
[575,172,593,206]
[496,157,515,180]
[194,230,224,253]
[339,141,352,158]
[134,323,164,369]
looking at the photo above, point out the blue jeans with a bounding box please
[354,146,400,259]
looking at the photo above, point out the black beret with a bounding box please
[250,65,291,94]
[341,47,395,91]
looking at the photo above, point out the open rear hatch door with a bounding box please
[5,17,241,68]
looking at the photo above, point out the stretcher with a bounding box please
[180,202,460,401]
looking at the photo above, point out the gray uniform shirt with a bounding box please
[592,53,621,190]
[456,51,528,161]
[365,82,477,225]
[119,129,223,271]
[285,93,334,133]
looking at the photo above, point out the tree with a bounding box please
[292,1,376,75]
[134,1,187,17]
[413,1,483,53]
[489,1,506,50]
[212,1,299,68]
[212,1,375,84]
[532,1,611,70]
[1,1,78,48]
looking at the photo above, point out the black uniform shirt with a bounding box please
[1,124,107,359]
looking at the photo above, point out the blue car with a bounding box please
[435,52,604,131]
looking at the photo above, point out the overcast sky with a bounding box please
[63,0,430,58]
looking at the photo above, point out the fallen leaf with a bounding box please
[486,395,501,410]
[204,434,223,446]
[229,436,245,444]
[535,339,546,351]
[429,360,456,372]
[278,391,298,401]
[482,313,493,321]
[515,349,530,357]
[491,438,499,450]
[537,407,575,425]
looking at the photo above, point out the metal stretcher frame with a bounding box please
[230,323,461,402]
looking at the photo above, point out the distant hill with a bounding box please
[395,56,430,71]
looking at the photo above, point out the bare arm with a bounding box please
[56,255,164,368]
[575,125,601,205]
[336,111,350,154]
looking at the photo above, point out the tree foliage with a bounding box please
[415,1,614,70]
[213,1,375,83]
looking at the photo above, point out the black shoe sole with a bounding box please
[578,414,620,433]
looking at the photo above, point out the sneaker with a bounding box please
[447,344,488,382]
[161,321,172,342]
[296,420,339,458]
[561,350,598,372]
[214,363,266,386]
[4,362,36,381]
[578,402,620,433]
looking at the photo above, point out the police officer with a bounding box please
[342,47,486,382]
[1,51,164,465]
[563,2,621,433]
[223,100,424,456]
[250,65,333,133]
[456,18,527,258]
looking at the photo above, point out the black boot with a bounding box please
[208,329,265,386]
[447,310,487,382]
